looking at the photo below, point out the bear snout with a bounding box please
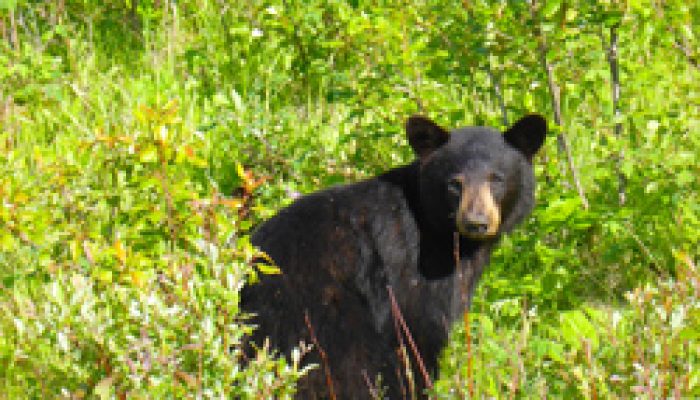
[456,182,501,239]
[461,215,489,236]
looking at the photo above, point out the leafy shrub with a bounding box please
[438,253,700,398]
[0,99,308,398]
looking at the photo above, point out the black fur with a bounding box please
[241,115,547,398]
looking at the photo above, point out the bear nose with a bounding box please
[461,213,490,236]
[463,220,488,235]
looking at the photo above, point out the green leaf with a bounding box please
[0,0,17,11]
[603,11,623,28]
[542,0,562,19]
[540,197,583,224]
[95,269,113,283]
[531,338,565,363]
[140,145,158,163]
[256,263,281,275]
[676,170,694,186]
[559,310,598,350]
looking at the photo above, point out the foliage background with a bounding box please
[1,0,698,398]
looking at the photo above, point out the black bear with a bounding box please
[242,114,547,398]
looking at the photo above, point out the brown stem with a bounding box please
[387,285,434,394]
[9,7,18,50]
[390,306,413,398]
[583,339,597,400]
[304,311,336,400]
[670,31,699,69]
[607,24,626,205]
[361,369,380,399]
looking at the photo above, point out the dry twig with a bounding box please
[304,310,337,400]
[387,285,434,394]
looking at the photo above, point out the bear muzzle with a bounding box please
[456,183,501,239]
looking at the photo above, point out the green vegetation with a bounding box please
[1,1,698,398]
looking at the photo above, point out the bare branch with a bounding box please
[361,370,381,400]
[607,24,626,205]
[387,285,434,393]
[529,0,589,210]
[670,32,699,69]
[304,311,337,400]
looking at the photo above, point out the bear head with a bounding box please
[406,114,547,240]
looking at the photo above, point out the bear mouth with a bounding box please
[457,222,499,240]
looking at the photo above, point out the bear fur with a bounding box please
[241,114,547,398]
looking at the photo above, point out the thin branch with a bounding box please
[607,24,626,205]
[361,370,380,400]
[398,347,416,399]
[390,308,413,398]
[529,0,589,210]
[670,32,699,69]
[608,25,622,135]
[304,311,336,400]
[387,285,434,393]
[672,40,698,68]
[9,7,19,51]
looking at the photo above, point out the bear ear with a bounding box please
[406,116,450,161]
[504,114,547,161]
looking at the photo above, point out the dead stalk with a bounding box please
[361,370,380,400]
[391,316,414,399]
[583,338,597,400]
[387,286,434,394]
[303,311,337,400]
[606,24,626,205]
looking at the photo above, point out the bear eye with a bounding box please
[489,172,505,184]
[447,177,462,195]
